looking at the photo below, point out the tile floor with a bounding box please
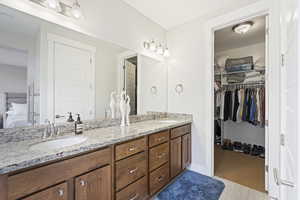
[216,177,268,200]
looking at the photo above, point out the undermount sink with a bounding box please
[158,120,178,123]
[29,136,88,151]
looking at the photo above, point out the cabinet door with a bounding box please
[170,137,182,178]
[21,183,67,200]
[75,165,111,200]
[182,134,191,169]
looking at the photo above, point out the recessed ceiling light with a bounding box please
[232,21,254,34]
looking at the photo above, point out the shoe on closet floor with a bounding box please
[233,142,243,152]
[258,146,265,158]
[251,145,260,156]
[242,143,251,154]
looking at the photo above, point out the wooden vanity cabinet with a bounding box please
[170,124,192,179]
[21,182,68,200]
[2,123,192,200]
[75,165,111,200]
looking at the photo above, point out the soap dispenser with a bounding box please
[75,114,83,135]
[67,112,75,122]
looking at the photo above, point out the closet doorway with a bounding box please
[213,15,268,193]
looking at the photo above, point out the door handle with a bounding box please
[273,168,295,187]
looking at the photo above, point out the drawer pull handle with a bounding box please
[157,176,164,182]
[157,153,166,159]
[129,193,139,200]
[80,180,86,186]
[157,137,165,141]
[128,146,136,152]
[129,167,138,174]
[58,189,64,196]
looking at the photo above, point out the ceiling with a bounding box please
[122,0,261,29]
[215,16,266,52]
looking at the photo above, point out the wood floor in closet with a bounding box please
[214,145,265,193]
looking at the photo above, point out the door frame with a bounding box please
[47,33,96,122]
[204,1,281,198]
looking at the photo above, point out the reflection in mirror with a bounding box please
[0,4,168,130]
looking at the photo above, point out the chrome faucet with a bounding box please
[42,120,52,139]
[42,121,60,139]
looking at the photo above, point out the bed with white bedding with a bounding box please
[0,93,29,129]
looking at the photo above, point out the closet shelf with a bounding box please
[214,69,265,76]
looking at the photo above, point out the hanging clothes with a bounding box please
[220,86,265,127]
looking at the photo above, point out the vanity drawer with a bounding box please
[115,152,147,191]
[149,142,169,172]
[170,124,191,139]
[149,163,169,196]
[149,130,169,147]
[116,177,148,200]
[21,182,68,200]
[8,147,111,200]
[115,137,147,161]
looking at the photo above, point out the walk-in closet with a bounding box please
[213,16,268,192]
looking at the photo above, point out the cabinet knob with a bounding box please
[58,189,64,196]
[128,146,136,152]
[129,167,138,174]
[129,193,139,200]
[157,152,166,159]
[157,137,165,141]
[157,176,164,182]
[80,180,86,186]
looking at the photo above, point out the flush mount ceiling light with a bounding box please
[232,21,254,34]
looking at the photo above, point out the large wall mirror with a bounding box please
[0,5,168,130]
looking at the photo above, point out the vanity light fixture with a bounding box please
[143,40,170,57]
[71,0,83,19]
[149,40,157,51]
[156,44,164,55]
[29,0,83,20]
[232,21,254,34]
[47,0,60,9]
[163,47,170,57]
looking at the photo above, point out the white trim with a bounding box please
[47,34,96,122]
[204,1,280,198]
[47,33,96,53]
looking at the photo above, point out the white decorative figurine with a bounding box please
[125,95,131,126]
[109,92,117,119]
[119,90,127,127]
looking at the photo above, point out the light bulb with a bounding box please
[157,44,164,55]
[149,40,156,51]
[72,1,83,19]
[164,48,170,57]
[47,0,59,9]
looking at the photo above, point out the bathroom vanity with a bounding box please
[0,119,192,200]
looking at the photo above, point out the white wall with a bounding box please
[0,64,27,93]
[215,42,266,67]
[138,55,168,114]
[0,0,166,61]
[38,22,127,122]
[224,121,265,146]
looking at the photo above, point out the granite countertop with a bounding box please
[0,118,192,175]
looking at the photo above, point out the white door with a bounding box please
[279,0,299,199]
[47,35,96,123]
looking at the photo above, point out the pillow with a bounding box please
[11,103,27,115]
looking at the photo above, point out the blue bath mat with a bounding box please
[156,170,225,200]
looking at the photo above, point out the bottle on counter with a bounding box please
[75,114,83,135]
